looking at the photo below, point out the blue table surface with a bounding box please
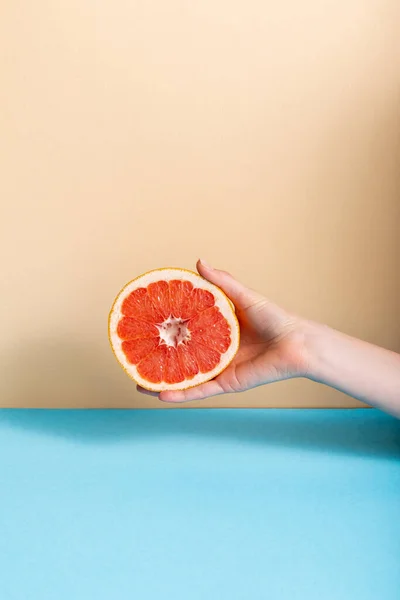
[0,409,399,600]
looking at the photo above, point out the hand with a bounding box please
[138,259,309,403]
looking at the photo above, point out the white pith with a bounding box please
[157,316,190,347]
[108,268,240,391]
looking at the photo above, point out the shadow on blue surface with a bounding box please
[1,408,399,460]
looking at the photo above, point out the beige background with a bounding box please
[1,1,399,408]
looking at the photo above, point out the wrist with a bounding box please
[276,315,324,380]
[297,318,332,382]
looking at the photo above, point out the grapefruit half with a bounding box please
[108,268,240,391]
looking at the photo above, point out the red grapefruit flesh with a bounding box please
[108,268,240,392]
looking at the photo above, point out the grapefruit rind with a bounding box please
[108,268,240,392]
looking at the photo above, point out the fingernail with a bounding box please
[200,258,213,270]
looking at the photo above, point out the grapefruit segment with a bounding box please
[177,343,199,379]
[108,268,240,392]
[137,345,168,384]
[188,341,220,373]
[187,305,222,331]
[188,306,231,353]
[122,288,164,323]
[117,317,159,340]
[165,347,185,384]
[191,288,215,315]
[190,328,231,354]
[122,337,159,364]
[147,281,170,320]
[169,280,194,319]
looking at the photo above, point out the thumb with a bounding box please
[196,259,264,309]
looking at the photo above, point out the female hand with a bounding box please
[138,259,308,403]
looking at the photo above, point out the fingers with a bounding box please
[136,380,225,403]
[160,379,225,403]
[196,259,263,309]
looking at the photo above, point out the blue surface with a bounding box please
[0,409,399,600]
